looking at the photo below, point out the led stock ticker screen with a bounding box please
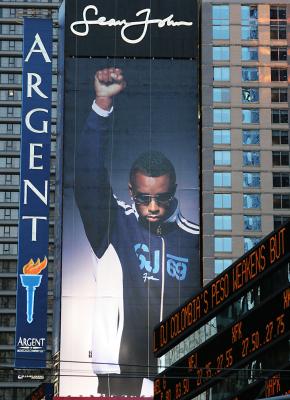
[153,223,290,357]
[154,285,290,400]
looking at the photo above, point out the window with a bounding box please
[244,215,261,231]
[214,172,231,187]
[0,243,18,255]
[270,47,287,61]
[271,88,287,103]
[271,68,287,81]
[0,123,21,135]
[50,191,56,204]
[242,109,260,124]
[243,151,260,166]
[213,67,230,81]
[0,89,21,101]
[0,107,21,118]
[214,215,232,233]
[213,129,231,144]
[212,5,230,40]
[213,46,230,61]
[0,140,20,151]
[273,194,290,209]
[270,6,286,20]
[241,25,258,41]
[51,141,57,153]
[270,21,287,39]
[241,5,258,40]
[241,47,258,61]
[272,109,288,124]
[0,191,19,203]
[0,41,22,51]
[243,194,261,209]
[214,193,232,209]
[214,150,231,165]
[244,237,261,252]
[0,314,15,327]
[274,215,290,230]
[242,67,258,81]
[0,157,20,168]
[243,172,260,188]
[0,174,19,185]
[213,88,230,102]
[214,259,232,275]
[269,8,287,52]
[0,208,19,220]
[0,331,15,345]
[272,130,289,145]
[214,237,232,252]
[214,215,232,230]
[0,225,18,238]
[242,129,260,145]
[242,88,259,103]
[0,295,16,308]
[272,151,289,166]
[0,260,17,273]
[270,21,286,40]
[213,109,231,123]
[273,172,290,187]
[0,73,22,85]
[0,8,16,18]
[0,277,17,290]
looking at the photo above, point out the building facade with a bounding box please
[0,1,59,399]
[202,0,290,286]
[0,0,290,399]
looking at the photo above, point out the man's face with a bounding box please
[129,172,176,225]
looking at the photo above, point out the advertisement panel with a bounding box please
[15,18,52,369]
[58,1,199,396]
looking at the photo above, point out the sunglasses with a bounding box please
[133,192,175,205]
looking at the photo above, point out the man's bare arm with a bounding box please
[94,67,126,111]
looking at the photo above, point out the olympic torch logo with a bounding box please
[20,257,48,324]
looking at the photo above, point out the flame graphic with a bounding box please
[23,257,47,275]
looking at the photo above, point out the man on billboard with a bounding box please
[75,67,200,396]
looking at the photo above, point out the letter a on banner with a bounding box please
[15,18,52,369]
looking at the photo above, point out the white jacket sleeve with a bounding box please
[92,244,124,375]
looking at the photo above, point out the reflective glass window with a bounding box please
[214,172,232,187]
[243,194,261,209]
[214,151,231,165]
[214,237,232,252]
[214,193,232,209]
[243,151,260,166]
[243,172,260,188]
[242,109,260,124]
[242,130,260,145]
[213,109,231,123]
[213,129,231,144]
[244,215,261,231]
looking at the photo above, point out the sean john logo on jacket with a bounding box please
[134,243,188,281]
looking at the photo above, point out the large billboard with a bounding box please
[57,0,200,396]
[15,18,52,369]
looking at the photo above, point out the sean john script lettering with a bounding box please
[70,5,193,44]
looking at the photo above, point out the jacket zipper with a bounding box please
[157,225,165,322]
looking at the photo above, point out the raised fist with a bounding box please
[94,68,126,110]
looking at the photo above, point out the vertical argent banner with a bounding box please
[15,18,53,368]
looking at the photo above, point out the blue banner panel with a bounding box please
[15,18,53,369]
